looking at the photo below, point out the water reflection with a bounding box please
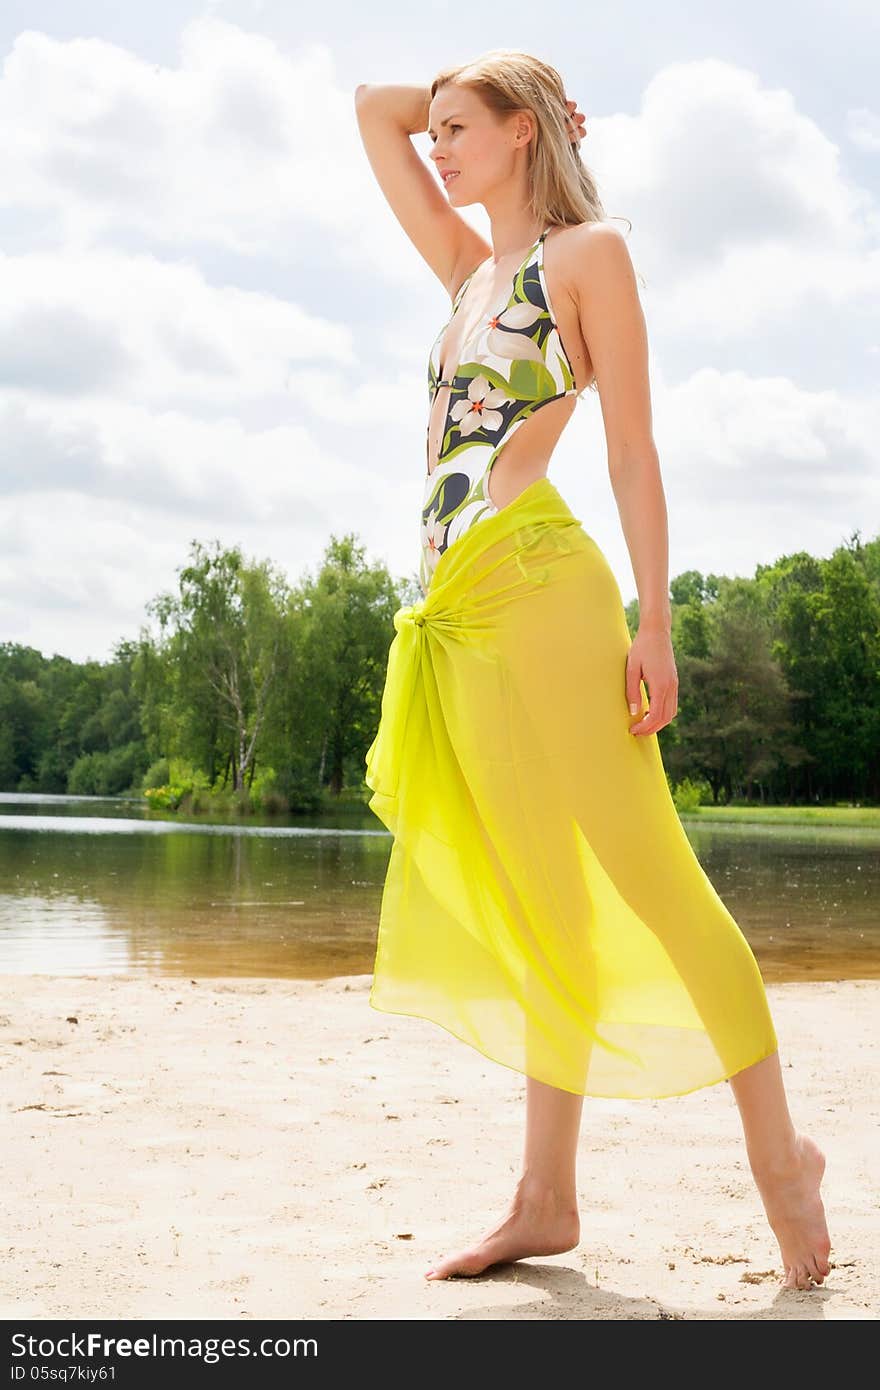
[0,794,877,981]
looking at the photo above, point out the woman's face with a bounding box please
[427,86,527,206]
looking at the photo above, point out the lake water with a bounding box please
[0,793,877,982]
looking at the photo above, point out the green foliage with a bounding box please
[659,530,880,803]
[670,776,711,812]
[269,764,324,814]
[4,526,878,810]
[67,741,147,796]
[0,641,149,794]
[142,757,170,790]
[143,760,210,811]
[267,533,403,799]
[246,766,289,814]
[144,539,289,794]
[144,784,187,810]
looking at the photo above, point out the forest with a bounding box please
[2,528,878,812]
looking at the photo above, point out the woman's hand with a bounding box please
[626,626,679,736]
[564,98,587,145]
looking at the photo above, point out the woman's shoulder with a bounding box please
[552,219,628,251]
[551,221,635,293]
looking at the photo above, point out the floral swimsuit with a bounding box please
[420,226,579,594]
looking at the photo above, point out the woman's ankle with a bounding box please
[513,1173,578,1212]
[748,1129,804,1183]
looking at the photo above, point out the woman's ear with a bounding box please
[511,109,536,148]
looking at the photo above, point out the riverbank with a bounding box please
[1,973,876,1320]
[682,804,880,831]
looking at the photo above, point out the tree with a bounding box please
[667,579,801,802]
[147,540,288,792]
[287,535,405,796]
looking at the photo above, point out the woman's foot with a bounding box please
[425,1186,580,1280]
[752,1133,831,1290]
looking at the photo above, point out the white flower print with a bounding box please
[449,374,512,437]
[464,301,546,366]
[485,301,545,365]
[421,508,447,568]
[446,498,496,546]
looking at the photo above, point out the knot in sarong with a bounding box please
[367,482,584,807]
[394,601,427,633]
[367,602,431,801]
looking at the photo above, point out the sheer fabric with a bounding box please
[365,478,777,1098]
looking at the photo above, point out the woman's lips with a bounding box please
[442,171,460,185]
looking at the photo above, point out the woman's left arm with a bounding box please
[570,222,679,736]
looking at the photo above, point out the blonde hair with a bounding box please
[429,48,631,239]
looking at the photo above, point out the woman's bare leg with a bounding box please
[728,1049,831,1290]
[424,1053,832,1286]
[425,1077,582,1280]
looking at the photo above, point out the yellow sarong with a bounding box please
[365,478,778,1098]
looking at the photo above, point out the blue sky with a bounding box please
[1,0,877,661]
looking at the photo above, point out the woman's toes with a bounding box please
[807,1254,827,1284]
[796,1263,817,1290]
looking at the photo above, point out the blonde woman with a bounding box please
[355,50,830,1292]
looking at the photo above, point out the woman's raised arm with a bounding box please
[354,83,490,301]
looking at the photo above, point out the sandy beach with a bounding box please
[0,973,876,1321]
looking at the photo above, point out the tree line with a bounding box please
[1,528,877,810]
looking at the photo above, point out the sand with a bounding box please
[0,973,876,1321]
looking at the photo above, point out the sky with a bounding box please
[0,0,877,663]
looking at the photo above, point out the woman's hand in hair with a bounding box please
[564,99,587,144]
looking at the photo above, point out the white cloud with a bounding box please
[846,105,880,154]
[0,247,355,406]
[587,58,877,333]
[0,20,386,266]
[656,363,878,514]
[0,20,877,662]
[552,366,878,593]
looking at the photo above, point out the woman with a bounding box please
[354,49,831,1292]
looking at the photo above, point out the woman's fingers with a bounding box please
[631,710,663,735]
[629,686,679,735]
[564,97,587,142]
[626,630,678,734]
